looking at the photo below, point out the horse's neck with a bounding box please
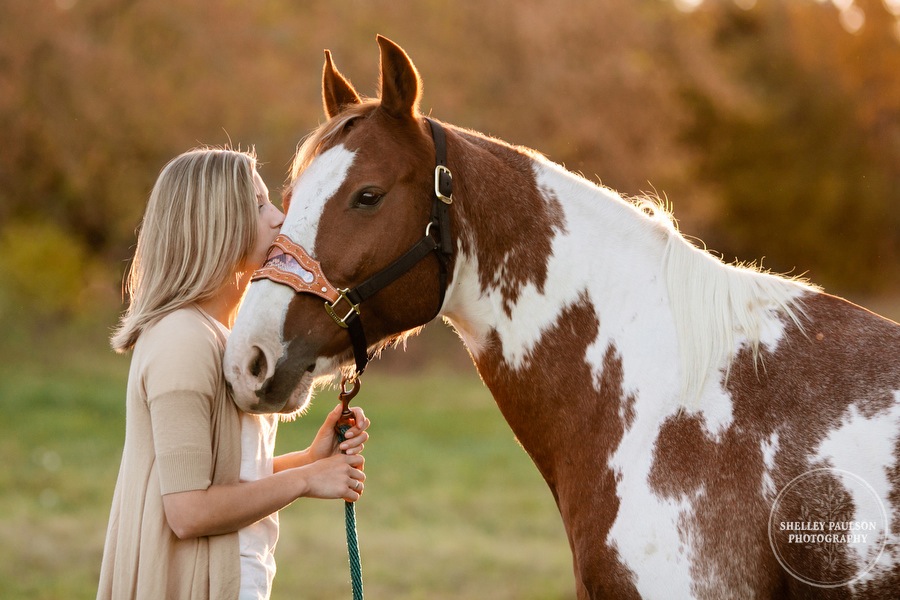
[444,142,677,422]
[438,143,680,489]
[442,138,679,401]
[440,131,811,442]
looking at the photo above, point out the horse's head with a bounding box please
[225,36,453,414]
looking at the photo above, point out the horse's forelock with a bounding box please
[289,101,380,183]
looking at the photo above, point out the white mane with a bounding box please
[535,157,816,409]
[471,146,818,410]
[658,215,815,406]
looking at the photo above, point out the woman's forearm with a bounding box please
[162,452,365,539]
[273,449,311,472]
[162,469,308,539]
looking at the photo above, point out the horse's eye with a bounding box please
[354,189,385,208]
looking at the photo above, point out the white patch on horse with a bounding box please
[761,431,780,499]
[282,145,356,254]
[812,395,900,583]
[608,444,702,596]
[442,250,496,358]
[225,279,294,388]
[530,159,704,594]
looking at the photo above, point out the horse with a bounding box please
[224,36,900,598]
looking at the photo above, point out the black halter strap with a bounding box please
[340,117,453,376]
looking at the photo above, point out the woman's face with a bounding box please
[245,170,284,271]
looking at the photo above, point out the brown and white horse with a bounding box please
[224,36,900,598]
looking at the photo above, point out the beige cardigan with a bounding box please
[98,307,241,600]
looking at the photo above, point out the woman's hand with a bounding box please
[273,403,371,473]
[299,452,366,502]
[307,403,371,463]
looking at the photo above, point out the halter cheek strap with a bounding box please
[251,117,454,379]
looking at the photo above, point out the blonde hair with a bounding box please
[111,148,259,353]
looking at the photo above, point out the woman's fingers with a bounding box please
[344,464,366,501]
[339,435,367,454]
[350,406,369,429]
[339,411,369,453]
[340,406,370,439]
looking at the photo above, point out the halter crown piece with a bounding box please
[251,118,454,379]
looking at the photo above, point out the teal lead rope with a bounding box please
[336,378,364,600]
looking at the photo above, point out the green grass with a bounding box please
[0,340,129,600]
[0,328,574,599]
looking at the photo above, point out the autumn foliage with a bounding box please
[1,0,898,327]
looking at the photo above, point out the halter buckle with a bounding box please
[434,165,453,205]
[324,288,360,329]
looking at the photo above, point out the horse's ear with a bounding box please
[376,35,421,120]
[323,49,361,119]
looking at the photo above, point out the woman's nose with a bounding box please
[272,207,285,228]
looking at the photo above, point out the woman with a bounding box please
[99,148,370,600]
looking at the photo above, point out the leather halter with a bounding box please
[251,118,453,378]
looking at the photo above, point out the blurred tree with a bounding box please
[680,0,900,291]
[0,0,326,332]
[0,220,93,321]
[0,0,896,338]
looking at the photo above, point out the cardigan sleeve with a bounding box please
[140,310,224,495]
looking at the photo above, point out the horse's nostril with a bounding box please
[249,346,267,380]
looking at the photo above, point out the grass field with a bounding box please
[0,324,574,600]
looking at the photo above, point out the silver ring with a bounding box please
[355,481,362,491]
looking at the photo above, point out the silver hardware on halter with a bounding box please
[434,165,453,205]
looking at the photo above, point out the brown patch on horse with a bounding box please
[648,293,900,595]
[449,129,567,316]
[476,294,640,598]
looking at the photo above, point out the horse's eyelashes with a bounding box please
[352,189,385,208]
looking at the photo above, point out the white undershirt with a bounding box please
[195,307,280,599]
[238,411,279,600]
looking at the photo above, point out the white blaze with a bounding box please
[226,145,356,406]
[282,145,357,253]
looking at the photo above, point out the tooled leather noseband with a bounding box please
[251,118,453,378]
